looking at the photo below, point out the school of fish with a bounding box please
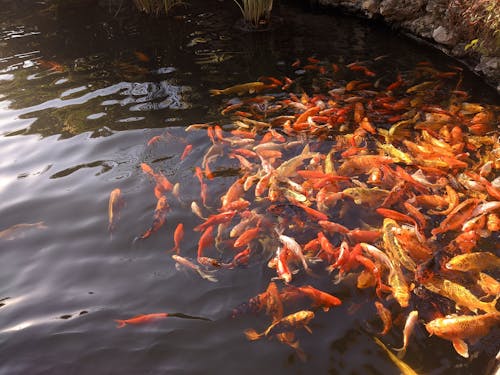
[108,57,499,370]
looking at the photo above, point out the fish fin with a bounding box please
[244,329,262,341]
[115,320,126,328]
[197,269,218,282]
[452,338,469,358]
[292,344,307,363]
[304,325,313,334]
[394,346,407,359]
[488,295,500,312]
[209,89,221,96]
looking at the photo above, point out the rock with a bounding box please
[379,0,425,21]
[475,57,500,82]
[362,0,380,14]
[432,26,457,46]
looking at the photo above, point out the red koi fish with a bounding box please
[115,313,169,328]
[292,285,342,311]
[197,225,214,258]
[180,144,193,161]
[194,211,237,232]
[170,223,184,254]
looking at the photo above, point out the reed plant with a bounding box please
[133,0,183,15]
[232,0,273,28]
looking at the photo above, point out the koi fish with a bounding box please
[197,226,214,258]
[291,285,342,311]
[108,188,123,233]
[277,232,309,271]
[244,310,315,340]
[374,301,392,335]
[445,252,500,273]
[264,281,284,322]
[373,337,418,375]
[0,221,47,241]
[115,313,169,328]
[172,254,218,282]
[425,312,500,358]
[210,82,265,96]
[139,195,169,239]
[170,223,184,254]
[394,311,419,357]
[180,144,193,161]
[423,277,498,313]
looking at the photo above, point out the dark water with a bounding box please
[0,1,498,374]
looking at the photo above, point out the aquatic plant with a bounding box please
[232,0,273,28]
[133,0,184,15]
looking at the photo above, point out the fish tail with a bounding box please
[197,269,218,283]
[244,329,263,341]
[209,89,222,96]
[394,346,407,359]
[488,295,500,312]
[115,320,126,328]
[294,346,307,363]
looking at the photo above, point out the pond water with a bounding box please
[0,1,498,374]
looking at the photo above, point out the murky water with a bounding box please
[0,1,498,374]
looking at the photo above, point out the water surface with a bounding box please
[0,1,498,374]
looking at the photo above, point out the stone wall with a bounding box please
[317,0,499,92]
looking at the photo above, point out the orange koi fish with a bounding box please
[425,312,500,358]
[431,198,481,236]
[233,225,260,248]
[180,144,193,161]
[108,188,123,233]
[194,211,237,232]
[134,51,150,62]
[115,313,168,328]
[374,301,392,335]
[170,223,184,254]
[292,285,342,311]
[197,226,214,259]
[139,195,169,239]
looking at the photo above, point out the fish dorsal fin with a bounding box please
[452,338,469,358]
[301,143,310,155]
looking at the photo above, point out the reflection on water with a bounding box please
[0,1,498,374]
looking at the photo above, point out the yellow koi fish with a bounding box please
[209,82,265,96]
[244,310,314,341]
[445,251,500,273]
[425,312,500,358]
[424,277,498,313]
